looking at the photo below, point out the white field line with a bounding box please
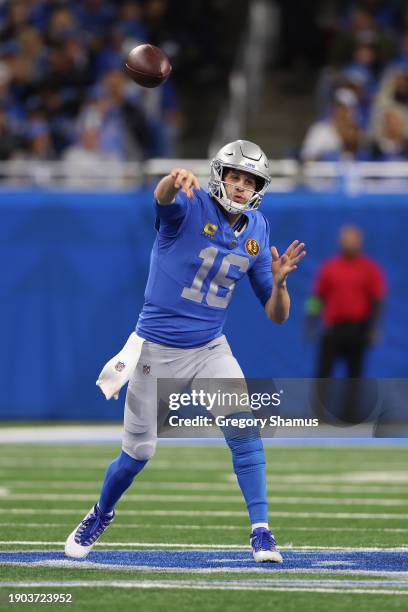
[1,541,408,551]
[0,523,238,530]
[0,580,407,594]
[275,526,408,533]
[3,578,408,589]
[0,542,247,549]
[292,471,408,484]
[227,471,408,484]
[3,462,408,481]
[3,480,408,496]
[0,459,231,470]
[10,429,371,444]
[0,427,122,444]
[0,508,407,520]
[3,560,408,579]
[6,460,402,475]
[1,522,408,534]
[0,492,407,507]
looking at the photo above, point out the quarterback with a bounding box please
[65,140,306,563]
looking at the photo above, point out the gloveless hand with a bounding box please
[271,240,306,287]
[171,168,200,198]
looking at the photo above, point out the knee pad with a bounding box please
[123,430,157,461]
[133,441,156,461]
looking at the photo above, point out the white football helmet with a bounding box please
[209,140,271,214]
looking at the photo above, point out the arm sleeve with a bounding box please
[248,217,273,307]
[154,189,192,237]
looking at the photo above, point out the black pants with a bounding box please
[315,322,370,424]
[317,322,369,378]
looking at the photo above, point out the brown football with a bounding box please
[124,44,172,88]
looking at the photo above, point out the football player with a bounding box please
[65,140,306,563]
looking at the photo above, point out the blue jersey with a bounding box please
[136,188,273,348]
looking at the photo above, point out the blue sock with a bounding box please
[222,416,268,525]
[98,450,147,514]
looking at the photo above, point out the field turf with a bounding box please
[0,443,407,611]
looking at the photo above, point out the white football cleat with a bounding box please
[64,504,115,559]
[250,527,283,563]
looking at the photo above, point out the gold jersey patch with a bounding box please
[245,238,260,256]
[202,223,218,237]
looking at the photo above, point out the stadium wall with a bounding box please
[1,188,407,420]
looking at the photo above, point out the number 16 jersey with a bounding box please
[136,188,273,348]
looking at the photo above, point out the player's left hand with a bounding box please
[271,240,306,287]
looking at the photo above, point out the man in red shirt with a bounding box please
[307,225,386,421]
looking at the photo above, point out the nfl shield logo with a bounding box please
[143,365,151,375]
[115,361,125,372]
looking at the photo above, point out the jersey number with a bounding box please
[181,246,249,308]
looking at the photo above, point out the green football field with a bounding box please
[0,442,407,611]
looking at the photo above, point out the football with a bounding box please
[124,44,172,88]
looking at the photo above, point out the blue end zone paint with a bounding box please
[1,550,408,573]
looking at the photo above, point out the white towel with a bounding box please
[96,332,144,400]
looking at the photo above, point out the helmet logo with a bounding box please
[244,162,256,169]
[245,239,260,256]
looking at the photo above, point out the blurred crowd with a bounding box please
[0,0,233,167]
[4,0,408,167]
[301,0,408,162]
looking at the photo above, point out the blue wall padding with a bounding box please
[1,188,407,419]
